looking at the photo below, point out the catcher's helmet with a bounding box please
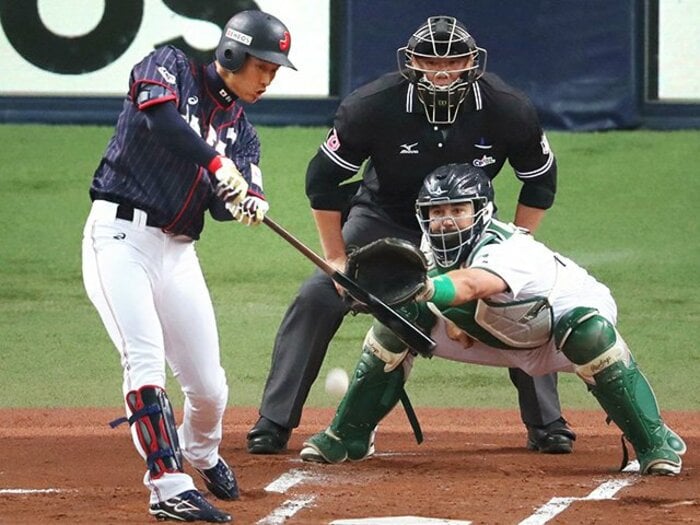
[216,10,296,72]
[415,163,494,268]
[397,16,487,124]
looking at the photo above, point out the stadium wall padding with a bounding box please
[1,0,698,129]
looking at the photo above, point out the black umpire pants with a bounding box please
[257,204,563,430]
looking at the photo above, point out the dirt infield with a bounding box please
[0,407,697,524]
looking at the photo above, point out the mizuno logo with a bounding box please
[113,232,126,240]
[400,142,419,154]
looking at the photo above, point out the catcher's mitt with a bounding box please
[346,237,428,306]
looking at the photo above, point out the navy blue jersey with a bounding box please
[90,46,263,239]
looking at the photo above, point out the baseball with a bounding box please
[325,367,349,397]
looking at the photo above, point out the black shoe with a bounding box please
[246,417,291,454]
[194,457,240,501]
[526,417,576,454]
[149,489,231,522]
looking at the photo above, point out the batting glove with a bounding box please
[232,192,269,226]
[209,156,248,208]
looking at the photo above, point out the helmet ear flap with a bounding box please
[217,43,246,72]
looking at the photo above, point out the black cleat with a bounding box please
[526,417,576,454]
[149,489,231,522]
[194,457,240,501]
[246,417,291,454]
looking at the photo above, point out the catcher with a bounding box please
[300,163,686,475]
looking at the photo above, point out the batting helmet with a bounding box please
[216,10,296,72]
[415,164,494,269]
[397,16,487,124]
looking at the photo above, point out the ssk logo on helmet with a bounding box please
[279,31,291,51]
[157,66,175,84]
[226,28,252,46]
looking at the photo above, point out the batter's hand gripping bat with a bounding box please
[262,216,436,356]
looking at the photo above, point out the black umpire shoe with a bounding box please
[526,417,577,454]
[246,416,291,454]
[194,457,240,501]
[149,489,231,522]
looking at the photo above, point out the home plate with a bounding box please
[331,517,471,525]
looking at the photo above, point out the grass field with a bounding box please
[0,125,698,413]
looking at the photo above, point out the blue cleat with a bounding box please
[149,489,231,522]
[194,457,240,501]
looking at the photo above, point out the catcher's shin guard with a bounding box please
[119,386,184,478]
[556,309,686,475]
[301,345,405,464]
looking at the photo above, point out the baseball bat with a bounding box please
[262,216,436,355]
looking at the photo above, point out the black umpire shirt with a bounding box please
[306,71,556,229]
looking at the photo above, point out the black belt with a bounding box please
[115,204,161,228]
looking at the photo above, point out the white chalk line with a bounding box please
[332,517,471,524]
[0,488,67,494]
[518,476,638,525]
[256,495,316,525]
[264,468,311,493]
[258,469,318,524]
[260,457,641,525]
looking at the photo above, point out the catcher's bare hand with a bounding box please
[210,156,248,207]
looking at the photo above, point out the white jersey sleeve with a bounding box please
[470,233,558,300]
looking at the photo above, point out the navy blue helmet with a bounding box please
[216,10,296,72]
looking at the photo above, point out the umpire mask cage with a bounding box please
[397,16,487,125]
[416,164,494,269]
[216,10,296,72]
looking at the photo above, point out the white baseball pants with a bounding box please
[82,200,228,503]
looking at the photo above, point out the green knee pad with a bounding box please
[554,307,614,365]
[328,348,405,461]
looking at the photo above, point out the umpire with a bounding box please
[248,15,575,455]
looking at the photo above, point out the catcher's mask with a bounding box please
[216,10,296,72]
[397,16,487,125]
[416,164,494,269]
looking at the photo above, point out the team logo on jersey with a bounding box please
[325,128,341,151]
[279,31,291,51]
[399,142,419,154]
[226,28,252,46]
[473,155,495,167]
[157,66,176,84]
